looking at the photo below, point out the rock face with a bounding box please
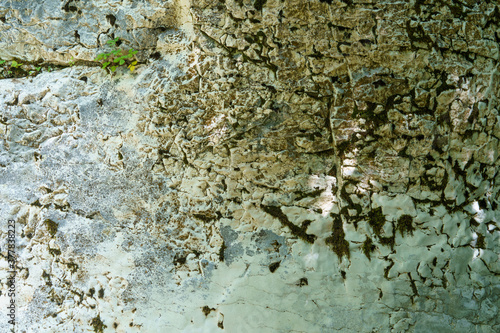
[0,0,499,332]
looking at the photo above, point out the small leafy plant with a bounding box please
[0,59,25,78]
[94,37,138,73]
[0,59,50,79]
[11,60,23,68]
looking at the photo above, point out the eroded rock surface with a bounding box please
[0,0,499,332]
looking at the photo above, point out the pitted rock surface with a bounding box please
[0,0,499,332]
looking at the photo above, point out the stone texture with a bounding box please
[0,0,499,332]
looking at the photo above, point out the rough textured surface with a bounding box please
[0,0,499,332]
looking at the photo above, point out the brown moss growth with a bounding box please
[368,207,385,235]
[91,315,107,333]
[202,306,215,317]
[218,241,226,262]
[66,262,79,274]
[476,233,485,249]
[379,235,395,250]
[262,205,317,244]
[325,215,350,259]
[44,219,58,237]
[49,248,61,256]
[362,237,376,260]
[396,214,415,237]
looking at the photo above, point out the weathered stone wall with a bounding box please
[0,0,499,332]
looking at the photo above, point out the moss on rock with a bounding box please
[326,215,350,260]
[368,207,385,235]
[396,214,415,237]
[362,236,376,260]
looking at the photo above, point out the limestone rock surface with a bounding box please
[0,0,499,332]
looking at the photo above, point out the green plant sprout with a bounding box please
[95,37,138,73]
[0,59,49,79]
[11,60,22,68]
[107,37,119,46]
[128,60,137,72]
[68,56,75,67]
